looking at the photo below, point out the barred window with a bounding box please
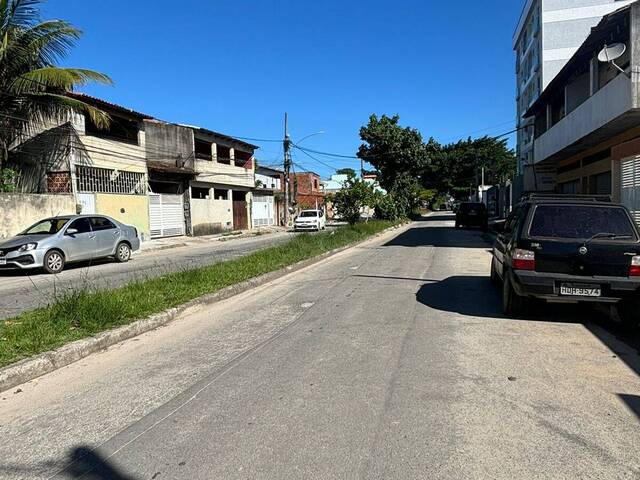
[76,165,146,195]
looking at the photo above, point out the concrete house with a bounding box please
[292,172,324,211]
[252,166,284,228]
[188,127,257,235]
[524,2,640,220]
[5,93,152,239]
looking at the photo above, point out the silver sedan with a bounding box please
[0,215,141,274]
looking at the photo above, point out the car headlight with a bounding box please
[18,243,37,252]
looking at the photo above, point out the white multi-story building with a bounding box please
[514,0,635,189]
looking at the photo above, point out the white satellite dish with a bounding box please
[598,43,626,63]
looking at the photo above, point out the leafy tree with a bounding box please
[336,168,356,176]
[332,174,376,224]
[0,0,112,176]
[357,114,428,191]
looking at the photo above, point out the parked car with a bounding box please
[455,202,488,230]
[294,209,326,231]
[0,215,141,274]
[491,194,640,325]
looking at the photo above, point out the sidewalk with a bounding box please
[139,226,287,254]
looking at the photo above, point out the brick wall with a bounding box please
[46,171,71,193]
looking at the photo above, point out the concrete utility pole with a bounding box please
[283,113,292,227]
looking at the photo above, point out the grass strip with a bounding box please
[0,221,396,368]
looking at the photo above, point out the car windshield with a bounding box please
[19,218,70,235]
[529,205,637,240]
[299,211,318,218]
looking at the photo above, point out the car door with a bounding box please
[90,217,120,257]
[62,217,96,262]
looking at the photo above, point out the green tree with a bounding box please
[0,0,112,175]
[336,168,356,176]
[332,174,376,224]
[357,114,428,191]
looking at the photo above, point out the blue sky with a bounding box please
[44,0,522,178]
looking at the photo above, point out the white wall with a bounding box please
[190,198,233,235]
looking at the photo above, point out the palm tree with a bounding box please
[0,0,112,174]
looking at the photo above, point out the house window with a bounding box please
[76,165,146,194]
[195,139,212,160]
[235,150,252,169]
[85,114,140,145]
[191,186,210,199]
[214,189,229,200]
[314,179,319,190]
[217,145,231,165]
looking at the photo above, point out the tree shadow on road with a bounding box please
[384,226,492,249]
[59,447,138,479]
[618,394,640,420]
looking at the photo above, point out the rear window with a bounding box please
[461,203,485,212]
[529,205,637,240]
[299,211,318,218]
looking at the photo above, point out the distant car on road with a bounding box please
[0,215,141,274]
[455,202,488,230]
[491,194,640,325]
[294,209,326,231]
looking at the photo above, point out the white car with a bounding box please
[294,209,326,231]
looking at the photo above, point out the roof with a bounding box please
[66,92,154,120]
[256,165,283,175]
[524,2,634,118]
[518,193,612,204]
[188,125,259,151]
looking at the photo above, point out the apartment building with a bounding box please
[514,0,635,191]
[524,2,640,219]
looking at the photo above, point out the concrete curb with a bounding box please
[0,222,410,393]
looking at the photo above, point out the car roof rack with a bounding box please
[519,193,612,203]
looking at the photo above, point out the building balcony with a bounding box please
[533,73,638,164]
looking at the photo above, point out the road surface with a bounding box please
[0,231,292,320]
[1,213,639,479]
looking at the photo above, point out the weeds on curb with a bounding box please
[0,221,396,367]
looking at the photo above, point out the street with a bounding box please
[1,213,639,479]
[0,231,292,320]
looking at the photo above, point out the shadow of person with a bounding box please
[61,447,138,480]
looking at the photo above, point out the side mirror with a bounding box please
[66,228,79,236]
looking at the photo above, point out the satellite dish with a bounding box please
[598,43,626,63]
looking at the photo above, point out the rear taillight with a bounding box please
[512,248,536,271]
[630,256,640,276]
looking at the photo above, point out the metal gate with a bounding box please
[252,195,275,228]
[149,193,185,238]
[621,155,640,225]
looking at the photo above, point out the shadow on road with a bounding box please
[416,276,504,318]
[0,257,118,278]
[60,447,138,479]
[385,225,492,249]
[618,394,640,420]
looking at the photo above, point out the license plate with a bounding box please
[0,259,5,265]
[560,284,601,297]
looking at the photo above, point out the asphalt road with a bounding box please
[1,214,640,479]
[0,231,292,320]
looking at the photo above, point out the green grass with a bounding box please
[0,221,396,368]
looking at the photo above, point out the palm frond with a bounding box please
[11,67,113,94]
[30,92,111,129]
[5,0,41,28]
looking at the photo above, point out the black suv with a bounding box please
[455,202,488,230]
[491,194,640,324]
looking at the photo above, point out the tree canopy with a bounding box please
[0,0,112,176]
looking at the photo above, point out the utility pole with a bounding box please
[283,113,292,227]
[360,157,364,179]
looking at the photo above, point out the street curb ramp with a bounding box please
[0,223,410,393]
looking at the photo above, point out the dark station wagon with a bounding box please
[491,194,640,325]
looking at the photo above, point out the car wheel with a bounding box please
[490,257,500,285]
[115,242,131,263]
[43,250,65,274]
[503,272,526,317]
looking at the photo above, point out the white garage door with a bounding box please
[621,155,640,225]
[252,195,275,228]
[149,194,185,238]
